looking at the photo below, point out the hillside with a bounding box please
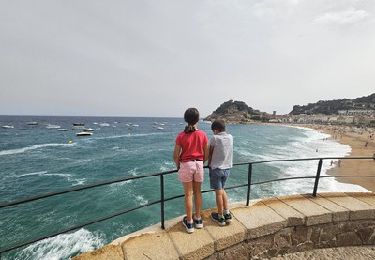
[290,93,375,115]
[204,100,264,123]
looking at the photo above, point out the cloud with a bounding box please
[314,8,369,25]
[252,0,300,19]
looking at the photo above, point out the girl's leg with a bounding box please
[183,182,194,222]
[193,181,202,219]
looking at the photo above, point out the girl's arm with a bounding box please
[203,143,209,163]
[173,144,182,169]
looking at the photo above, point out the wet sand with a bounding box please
[301,124,375,192]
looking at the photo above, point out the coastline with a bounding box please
[293,124,375,192]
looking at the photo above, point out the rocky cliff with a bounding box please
[290,93,375,115]
[204,100,265,123]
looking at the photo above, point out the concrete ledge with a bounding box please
[73,192,375,260]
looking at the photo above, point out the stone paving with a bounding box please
[74,192,375,260]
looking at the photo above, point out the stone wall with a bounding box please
[74,192,375,260]
[209,220,375,259]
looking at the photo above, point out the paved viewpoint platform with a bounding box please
[74,192,375,260]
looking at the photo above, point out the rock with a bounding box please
[204,100,268,123]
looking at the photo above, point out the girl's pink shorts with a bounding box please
[178,161,204,183]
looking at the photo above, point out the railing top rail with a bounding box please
[0,169,177,208]
[1,156,373,208]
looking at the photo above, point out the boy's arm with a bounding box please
[207,145,214,167]
[173,144,181,169]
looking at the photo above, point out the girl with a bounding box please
[173,108,208,233]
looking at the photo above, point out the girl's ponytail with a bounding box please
[184,125,197,133]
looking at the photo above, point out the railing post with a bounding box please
[160,175,165,229]
[246,163,253,206]
[312,159,323,197]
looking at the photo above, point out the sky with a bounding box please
[0,0,374,117]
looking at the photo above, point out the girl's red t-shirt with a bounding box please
[175,130,208,162]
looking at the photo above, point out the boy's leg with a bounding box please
[183,182,194,222]
[222,189,229,211]
[215,189,224,215]
[193,181,202,219]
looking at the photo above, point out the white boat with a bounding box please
[46,124,61,129]
[76,131,93,136]
[157,127,164,130]
[99,123,110,127]
[83,128,94,132]
[2,125,14,129]
[72,125,85,130]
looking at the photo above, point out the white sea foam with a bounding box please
[19,171,48,177]
[18,170,86,185]
[87,132,169,142]
[18,171,72,179]
[159,161,175,172]
[135,195,148,206]
[267,128,367,194]
[12,229,104,260]
[0,143,75,156]
[128,168,139,176]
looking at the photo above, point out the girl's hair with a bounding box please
[184,108,200,133]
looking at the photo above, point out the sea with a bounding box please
[0,115,367,260]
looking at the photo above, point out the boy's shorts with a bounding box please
[209,168,230,190]
[178,161,204,183]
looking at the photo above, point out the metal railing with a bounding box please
[0,156,374,256]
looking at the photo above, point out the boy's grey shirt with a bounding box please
[209,132,233,169]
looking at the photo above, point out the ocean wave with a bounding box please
[19,171,48,177]
[258,127,362,195]
[18,171,86,185]
[0,143,75,156]
[135,195,148,206]
[159,161,175,172]
[11,229,104,260]
[91,132,167,141]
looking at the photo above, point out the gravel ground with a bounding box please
[269,246,375,260]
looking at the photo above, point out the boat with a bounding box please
[72,123,85,130]
[83,128,94,132]
[99,123,110,127]
[76,131,93,136]
[2,125,14,129]
[27,122,38,125]
[46,124,61,129]
[156,127,164,130]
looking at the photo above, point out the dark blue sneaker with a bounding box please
[224,212,232,224]
[182,216,194,233]
[194,217,203,229]
[211,212,226,226]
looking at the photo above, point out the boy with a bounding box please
[208,119,233,226]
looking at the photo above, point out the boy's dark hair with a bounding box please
[211,119,226,132]
[184,108,200,133]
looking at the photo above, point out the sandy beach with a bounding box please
[300,124,375,191]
